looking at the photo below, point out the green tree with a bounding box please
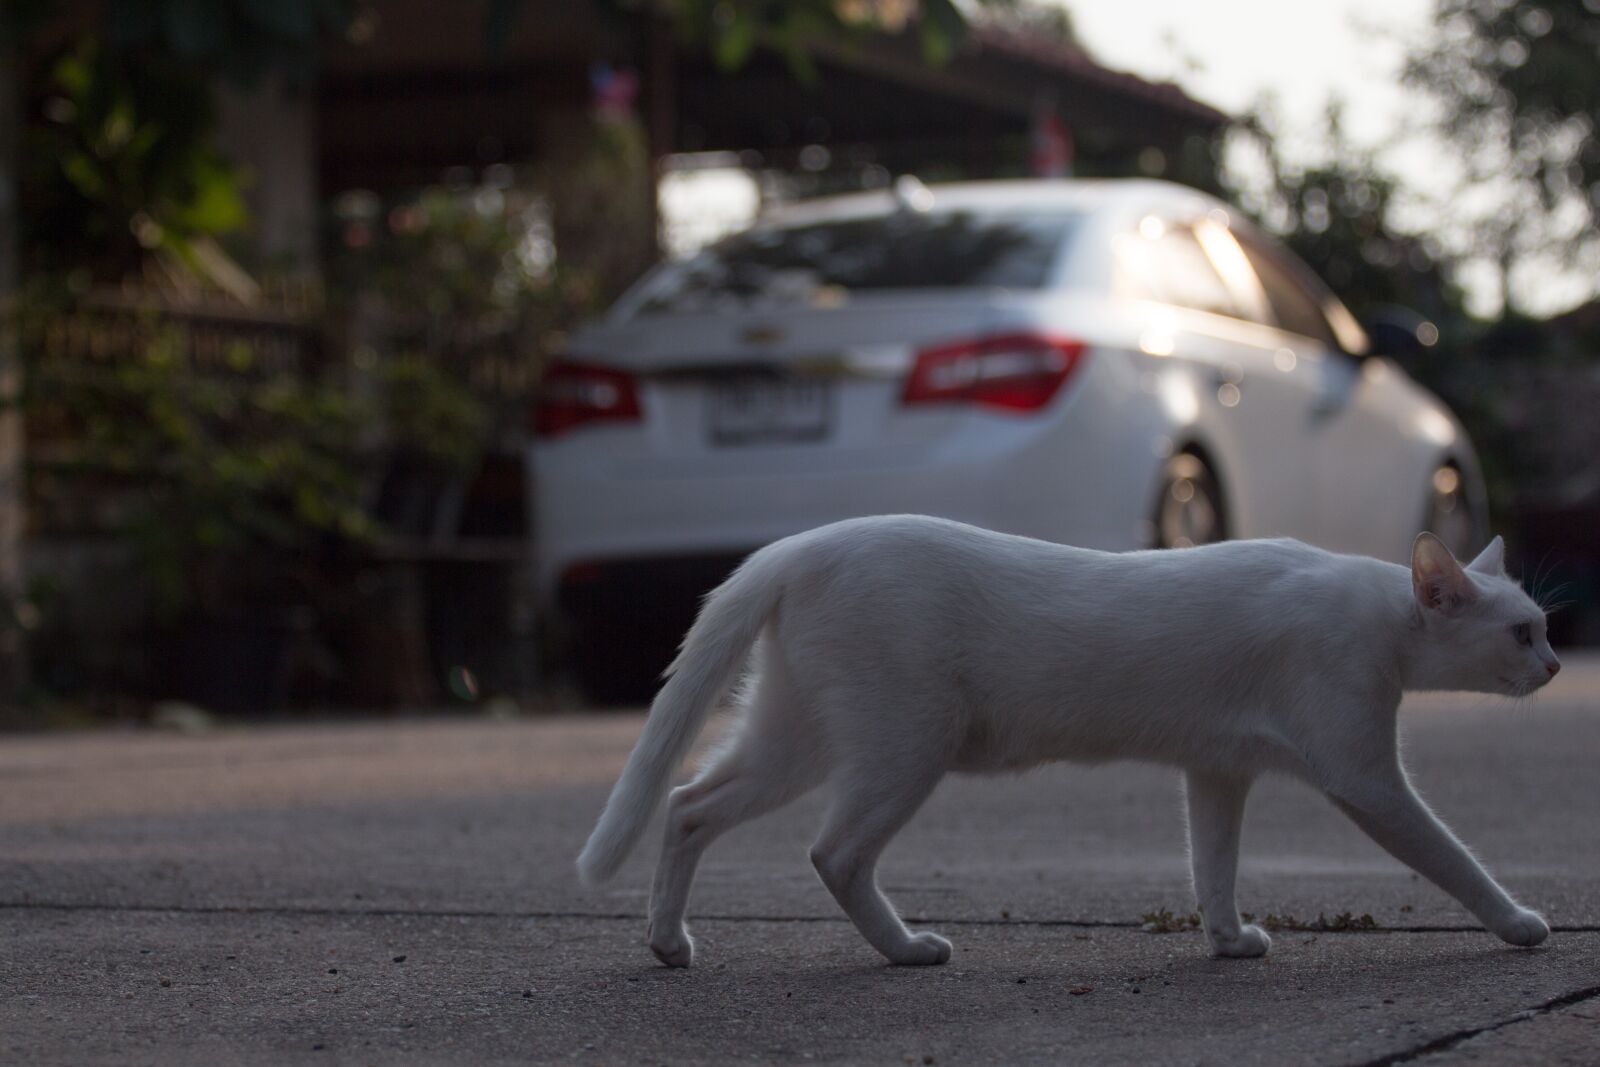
[1229,99,1465,328]
[20,0,356,282]
[95,0,355,85]
[1404,0,1600,315]
[24,39,249,281]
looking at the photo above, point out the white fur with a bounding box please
[577,515,1561,967]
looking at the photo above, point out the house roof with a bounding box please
[966,27,1229,130]
[316,5,1231,192]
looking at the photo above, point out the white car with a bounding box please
[530,179,1485,698]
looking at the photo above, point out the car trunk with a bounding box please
[570,293,1042,476]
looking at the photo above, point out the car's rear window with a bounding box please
[633,210,1079,313]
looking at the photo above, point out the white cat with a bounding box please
[577,515,1560,967]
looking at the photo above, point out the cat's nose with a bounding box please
[1545,659,1561,678]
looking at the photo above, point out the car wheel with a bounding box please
[1423,462,1475,560]
[1156,452,1227,549]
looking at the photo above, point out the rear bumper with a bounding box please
[537,464,1038,594]
[529,349,1172,614]
[531,457,1162,620]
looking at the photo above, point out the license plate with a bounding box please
[707,377,833,445]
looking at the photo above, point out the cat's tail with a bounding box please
[575,546,784,886]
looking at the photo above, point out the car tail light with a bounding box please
[532,361,642,438]
[902,333,1087,412]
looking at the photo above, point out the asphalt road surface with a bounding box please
[4,657,1599,1065]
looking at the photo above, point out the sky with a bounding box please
[1061,0,1432,155]
[1060,0,1590,317]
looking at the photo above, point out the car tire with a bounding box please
[1155,452,1227,549]
[1423,462,1475,560]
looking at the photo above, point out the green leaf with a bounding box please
[918,0,968,66]
[52,45,95,98]
[181,160,251,233]
[713,8,757,70]
[100,100,137,152]
[778,40,817,84]
[60,153,108,200]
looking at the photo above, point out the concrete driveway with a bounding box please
[4,658,1599,1065]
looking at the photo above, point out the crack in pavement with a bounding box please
[0,899,1136,926]
[10,899,1598,1065]
[4,899,1599,935]
[1346,983,1600,1067]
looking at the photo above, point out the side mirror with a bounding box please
[1360,306,1440,361]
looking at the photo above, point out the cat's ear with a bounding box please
[1466,535,1506,576]
[1412,532,1478,613]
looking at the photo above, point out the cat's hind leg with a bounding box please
[1185,772,1270,958]
[810,758,950,966]
[647,663,825,967]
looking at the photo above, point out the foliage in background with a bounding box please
[19,0,358,283]
[554,0,1011,78]
[374,354,491,472]
[20,297,374,617]
[1353,0,1600,514]
[1223,97,1573,522]
[1229,100,1465,327]
[973,1,1077,46]
[331,182,562,324]
[23,38,247,281]
[326,176,595,439]
[540,119,657,308]
[1404,0,1600,315]
[94,0,356,87]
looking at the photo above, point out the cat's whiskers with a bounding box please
[1495,684,1532,710]
[1534,579,1570,616]
[1527,549,1557,605]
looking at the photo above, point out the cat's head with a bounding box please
[1410,532,1560,696]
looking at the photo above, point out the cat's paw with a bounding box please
[1209,923,1272,959]
[886,931,953,966]
[647,921,694,968]
[1493,908,1549,948]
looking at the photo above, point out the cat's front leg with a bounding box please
[1324,763,1548,948]
[1185,772,1271,959]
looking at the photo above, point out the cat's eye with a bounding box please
[1511,622,1532,647]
